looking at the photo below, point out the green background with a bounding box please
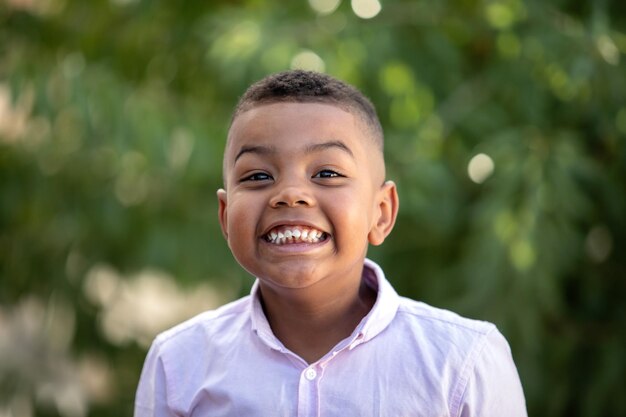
[1,0,625,415]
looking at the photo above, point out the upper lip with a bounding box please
[260,220,328,237]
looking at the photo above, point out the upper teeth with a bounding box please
[266,226,325,245]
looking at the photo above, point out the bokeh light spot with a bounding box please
[509,239,536,271]
[585,225,613,263]
[468,153,495,184]
[351,0,381,19]
[261,43,293,72]
[114,151,150,206]
[486,3,515,29]
[78,355,114,404]
[390,97,421,128]
[309,0,341,15]
[83,264,121,307]
[210,21,261,62]
[0,83,31,143]
[497,32,521,59]
[168,127,194,171]
[494,210,517,243]
[290,50,326,72]
[380,62,415,96]
[416,115,444,158]
[596,35,620,66]
[545,64,576,101]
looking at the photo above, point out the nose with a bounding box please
[269,184,314,208]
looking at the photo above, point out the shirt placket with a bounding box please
[296,332,366,417]
[297,363,322,417]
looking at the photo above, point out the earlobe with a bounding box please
[368,181,399,246]
[217,189,228,240]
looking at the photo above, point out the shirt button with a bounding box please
[304,368,317,380]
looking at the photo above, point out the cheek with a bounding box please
[226,217,258,268]
[224,197,258,239]
[329,193,372,237]
[226,195,270,258]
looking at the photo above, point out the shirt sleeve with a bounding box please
[134,339,177,417]
[455,328,528,417]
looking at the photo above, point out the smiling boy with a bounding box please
[135,70,527,416]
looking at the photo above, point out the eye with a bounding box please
[313,169,344,179]
[241,172,273,182]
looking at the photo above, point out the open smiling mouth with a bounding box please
[264,226,329,245]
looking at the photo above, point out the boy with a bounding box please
[135,70,527,416]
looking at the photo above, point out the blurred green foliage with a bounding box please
[1,0,625,416]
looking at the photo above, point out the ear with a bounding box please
[368,181,399,246]
[217,188,229,241]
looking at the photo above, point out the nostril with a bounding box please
[271,199,309,208]
[269,189,313,208]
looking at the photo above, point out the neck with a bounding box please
[259,275,376,364]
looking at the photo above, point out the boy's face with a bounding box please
[218,102,397,292]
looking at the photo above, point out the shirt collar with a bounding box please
[357,258,400,343]
[249,258,400,350]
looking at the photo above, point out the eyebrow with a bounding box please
[304,140,354,158]
[233,140,354,163]
[234,145,277,163]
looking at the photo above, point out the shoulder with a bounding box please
[395,296,496,339]
[392,298,526,416]
[383,297,501,376]
[135,296,254,411]
[152,295,252,352]
[390,297,502,385]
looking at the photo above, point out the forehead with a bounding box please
[226,102,375,161]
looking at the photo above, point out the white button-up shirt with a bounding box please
[135,259,527,417]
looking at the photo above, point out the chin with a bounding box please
[257,262,328,289]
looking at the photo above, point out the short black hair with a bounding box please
[232,70,383,150]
